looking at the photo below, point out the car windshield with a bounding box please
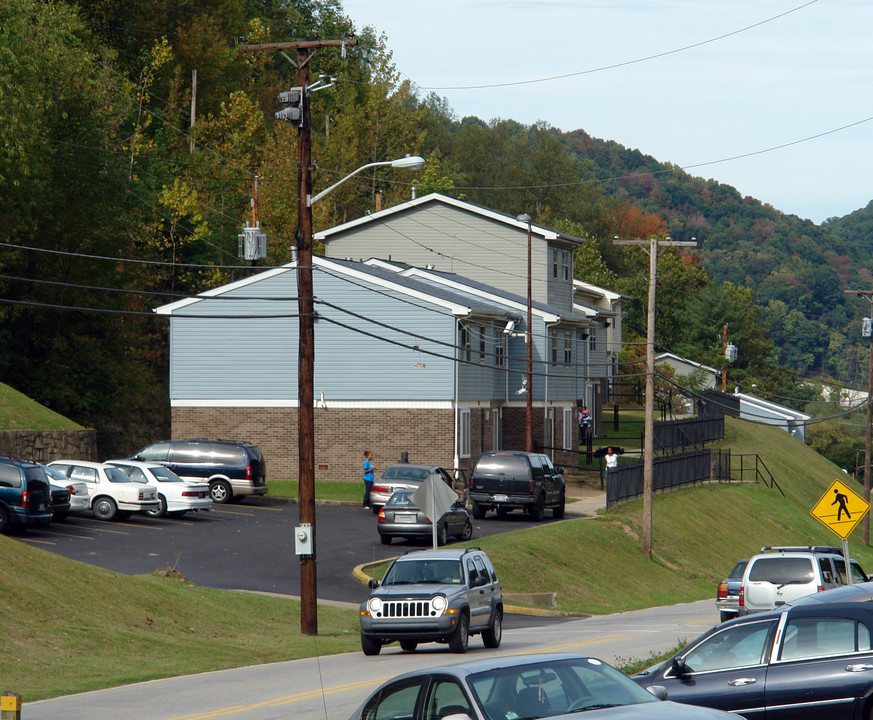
[468,657,658,719]
[41,464,69,482]
[381,466,430,481]
[105,467,135,483]
[382,559,463,585]
[147,465,184,483]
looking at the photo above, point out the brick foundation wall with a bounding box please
[171,406,455,484]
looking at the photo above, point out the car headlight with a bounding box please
[432,595,447,611]
[367,597,383,614]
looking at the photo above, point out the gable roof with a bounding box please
[314,192,586,246]
[734,393,811,422]
[654,351,720,376]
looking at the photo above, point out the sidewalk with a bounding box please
[563,480,606,518]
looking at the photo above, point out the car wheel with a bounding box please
[92,496,117,521]
[472,502,485,519]
[460,518,473,541]
[147,494,168,518]
[552,490,565,519]
[361,632,381,656]
[529,493,545,522]
[371,505,380,514]
[482,609,503,649]
[0,506,9,534]
[399,640,417,652]
[380,535,392,545]
[210,480,233,504]
[437,523,448,546]
[448,612,469,653]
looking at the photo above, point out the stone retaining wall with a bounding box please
[0,429,98,463]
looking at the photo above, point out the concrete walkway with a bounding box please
[564,482,606,518]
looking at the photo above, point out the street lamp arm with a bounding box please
[308,155,425,207]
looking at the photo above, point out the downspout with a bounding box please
[453,319,460,472]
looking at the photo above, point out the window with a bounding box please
[552,247,558,278]
[562,249,571,281]
[680,621,774,673]
[563,331,572,365]
[460,409,471,458]
[780,617,870,660]
[70,466,98,483]
[424,678,472,720]
[0,463,21,488]
[563,408,574,450]
[139,441,171,462]
[361,679,424,720]
[459,324,471,362]
[466,558,480,584]
[589,332,597,353]
[479,325,486,364]
[494,328,505,367]
[550,330,558,366]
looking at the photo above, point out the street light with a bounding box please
[516,213,533,453]
[296,154,424,635]
[309,155,425,207]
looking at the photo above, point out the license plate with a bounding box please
[493,494,508,502]
[396,513,417,524]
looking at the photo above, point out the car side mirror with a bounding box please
[671,658,688,677]
[368,579,379,589]
[554,466,564,475]
[647,685,668,701]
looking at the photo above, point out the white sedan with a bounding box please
[106,460,212,517]
[48,460,159,520]
[40,463,90,516]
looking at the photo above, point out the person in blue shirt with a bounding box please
[362,450,376,509]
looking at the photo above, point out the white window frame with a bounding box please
[563,407,574,450]
[460,409,471,458]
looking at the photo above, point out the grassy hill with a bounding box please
[0,382,83,430]
[4,414,870,701]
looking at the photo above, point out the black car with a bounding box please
[633,601,873,718]
[469,451,565,521]
[0,458,53,532]
[377,489,473,546]
[129,439,267,503]
[48,482,72,521]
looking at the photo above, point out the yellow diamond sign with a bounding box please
[811,479,870,540]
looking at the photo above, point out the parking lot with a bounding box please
[16,499,564,604]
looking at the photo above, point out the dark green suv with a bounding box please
[0,458,53,532]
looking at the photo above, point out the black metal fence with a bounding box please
[653,415,724,452]
[606,448,733,509]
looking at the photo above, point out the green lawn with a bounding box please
[0,383,83,430]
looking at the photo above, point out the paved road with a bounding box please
[18,499,566,604]
[25,599,719,720]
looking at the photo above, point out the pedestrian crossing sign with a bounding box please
[810,479,870,540]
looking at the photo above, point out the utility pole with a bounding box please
[238,37,356,636]
[845,289,873,546]
[615,235,696,558]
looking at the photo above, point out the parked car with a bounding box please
[40,463,89,517]
[105,459,212,517]
[370,464,456,513]
[350,652,739,720]
[739,545,867,614]
[359,547,502,655]
[0,457,53,532]
[633,601,873,718]
[789,580,873,606]
[715,559,748,622]
[47,460,159,521]
[469,451,565,521]
[128,439,266,504]
[377,489,472,546]
[48,482,72,521]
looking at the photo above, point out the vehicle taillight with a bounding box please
[181,491,198,497]
[377,508,386,520]
[717,582,728,600]
[246,465,252,481]
[372,484,389,494]
[817,585,825,592]
[21,490,29,508]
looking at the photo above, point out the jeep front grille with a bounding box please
[377,600,441,618]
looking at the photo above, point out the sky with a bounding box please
[340,0,873,224]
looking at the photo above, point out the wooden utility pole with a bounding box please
[238,37,356,636]
[845,289,873,546]
[615,236,696,558]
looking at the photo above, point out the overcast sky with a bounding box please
[340,0,873,224]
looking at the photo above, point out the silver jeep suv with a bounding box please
[359,547,503,655]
